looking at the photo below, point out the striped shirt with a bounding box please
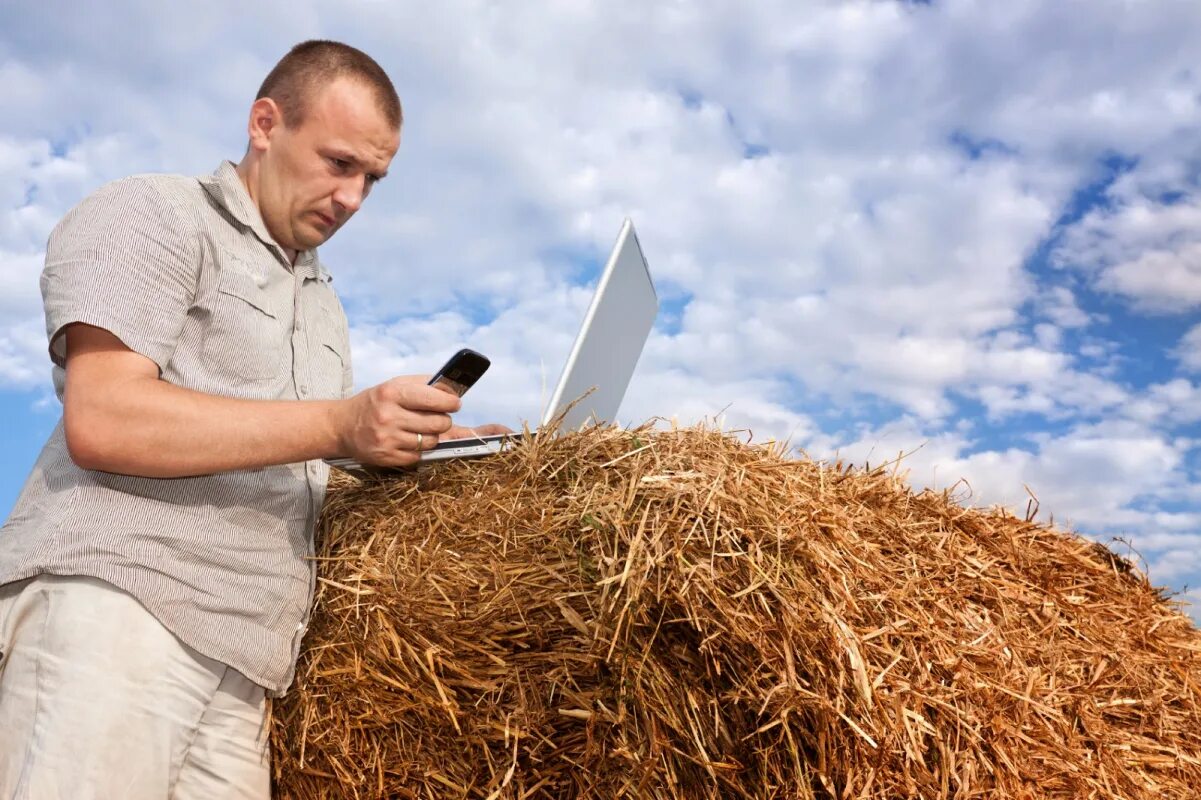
[0,161,353,694]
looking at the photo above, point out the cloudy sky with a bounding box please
[2,1,1199,615]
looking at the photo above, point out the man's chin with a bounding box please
[295,227,333,250]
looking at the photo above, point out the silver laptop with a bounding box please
[327,218,657,473]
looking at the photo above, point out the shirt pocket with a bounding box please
[312,304,349,400]
[202,269,287,381]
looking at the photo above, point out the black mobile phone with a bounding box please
[428,348,491,397]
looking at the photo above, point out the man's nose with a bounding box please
[333,177,366,215]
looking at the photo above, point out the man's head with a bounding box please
[237,40,402,258]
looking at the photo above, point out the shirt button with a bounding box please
[299,385,309,396]
[295,319,303,331]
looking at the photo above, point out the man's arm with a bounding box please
[63,323,462,478]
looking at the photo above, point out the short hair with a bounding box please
[256,40,402,130]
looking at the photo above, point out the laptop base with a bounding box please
[325,434,515,477]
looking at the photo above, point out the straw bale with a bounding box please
[271,425,1201,799]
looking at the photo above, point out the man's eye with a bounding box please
[329,157,349,170]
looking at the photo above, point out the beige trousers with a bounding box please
[0,575,271,799]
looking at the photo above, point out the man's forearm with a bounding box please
[66,375,346,478]
[60,322,463,476]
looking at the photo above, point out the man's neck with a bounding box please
[233,159,298,265]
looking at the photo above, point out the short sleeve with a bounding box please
[41,176,200,373]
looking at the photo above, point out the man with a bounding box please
[0,40,503,798]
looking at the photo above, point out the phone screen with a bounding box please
[428,348,491,397]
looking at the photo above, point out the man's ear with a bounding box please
[247,97,283,153]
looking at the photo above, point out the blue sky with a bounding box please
[1,1,1200,616]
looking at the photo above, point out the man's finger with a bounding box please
[408,431,437,452]
[389,374,433,386]
[389,381,461,413]
[395,409,454,435]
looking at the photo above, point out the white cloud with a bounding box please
[1121,379,1201,426]
[1176,323,1201,372]
[1035,287,1091,329]
[1099,243,1201,312]
[1053,166,1201,313]
[0,316,47,389]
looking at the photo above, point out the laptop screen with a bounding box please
[541,218,658,431]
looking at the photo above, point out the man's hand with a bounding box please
[425,374,514,443]
[443,422,515,440]
[333,376,463,467]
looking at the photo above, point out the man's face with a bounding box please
[255,77,400,254]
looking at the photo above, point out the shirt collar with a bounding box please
[199,160,331,282]
[296,250,331,283]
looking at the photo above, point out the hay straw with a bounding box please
[271,425,1201,799]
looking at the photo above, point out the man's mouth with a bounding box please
[313,212,336,228]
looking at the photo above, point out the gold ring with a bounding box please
[415,432,424,450]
